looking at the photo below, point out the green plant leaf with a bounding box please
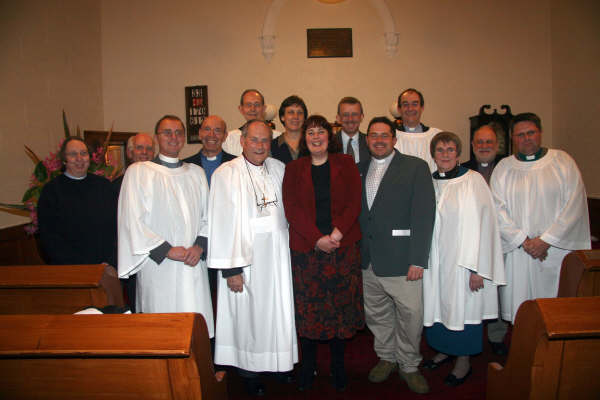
[22,186,41,203]
[33,162,48,182]
[63,110,71,138]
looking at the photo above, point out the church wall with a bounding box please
[0,0,104,229]
[100,0,554,160]
[550,0,600,198]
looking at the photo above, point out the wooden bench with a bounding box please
[0,264,124,314]
[558,250,600,297]
[487,297,600,400]
[0,312,226,399]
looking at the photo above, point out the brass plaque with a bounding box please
[307,28,352,58]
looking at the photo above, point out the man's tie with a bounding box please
[346,137,356,161]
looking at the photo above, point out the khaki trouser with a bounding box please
[362,264,423,373]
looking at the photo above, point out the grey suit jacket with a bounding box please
[358,149,435,277]
[333,131,371,164]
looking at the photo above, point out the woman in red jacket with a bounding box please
[282,115,364,392]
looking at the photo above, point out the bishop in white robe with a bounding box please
[118,116,214,337]
[207,121,297,378]
[491,148,590,323]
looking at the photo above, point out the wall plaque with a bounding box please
[185,85,209,144]
[307,28,352,58]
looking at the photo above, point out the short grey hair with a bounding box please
[241,119,272,139]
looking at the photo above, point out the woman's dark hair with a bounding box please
[59,137,92,163]
[299,115,341,154]
[278,95,308,125]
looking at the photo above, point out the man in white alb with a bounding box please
[208,119,297,396]
[491,112,591,324]
[221,89,281,156]
[394,88,442,172]
[118,115,213,336]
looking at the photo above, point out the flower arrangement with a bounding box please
[0,111,119,234]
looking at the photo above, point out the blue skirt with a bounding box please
[425,322,483,356]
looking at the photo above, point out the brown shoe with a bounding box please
[368,360,398,383]
[399,370,430,394]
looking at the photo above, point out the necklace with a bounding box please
[243,158,279,210]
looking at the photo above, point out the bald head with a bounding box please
[472,125,499,164]
[127,133,155,162]
[199,115,228,157]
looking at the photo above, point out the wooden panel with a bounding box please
[536,297,600,339]
[0,313,227,400]
[0,264,124,314]
[0,314,194,357]
[558,250,600,297]
[0,358,173,400]
[0,225,45,265]
[557,340,600,399]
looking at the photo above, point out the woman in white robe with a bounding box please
[422,132,505,387]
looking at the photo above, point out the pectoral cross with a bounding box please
[260,194,268,209]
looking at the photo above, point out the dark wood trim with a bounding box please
[0,224,45,266]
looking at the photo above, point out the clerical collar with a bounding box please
[433,164,466,180]
[64,172,87,180]
[372,151,395,165]
[153,154,183,168]
[402,123,427,133]
[201,151,221,162]
[516,147,547,162]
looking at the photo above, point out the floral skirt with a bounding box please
[291,242,364,340]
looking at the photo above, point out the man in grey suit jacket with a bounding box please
[333,96,370,164]
[359,116,435,394]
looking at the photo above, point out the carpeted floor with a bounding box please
[223,324,511,399]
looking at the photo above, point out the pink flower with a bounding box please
[91,147,104,164]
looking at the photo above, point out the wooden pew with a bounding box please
[558,250,600,297]
[0,264,124,314]
[487,297,600,400]
[0,312,227,400]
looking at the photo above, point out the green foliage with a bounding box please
[33,161,48,182]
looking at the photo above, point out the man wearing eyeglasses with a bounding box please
[207,120,297,396]
[333,96,370,164]
[221,89,282,156]
[491,112,590,326]
[358,117,435,394]
[117,115,214,335]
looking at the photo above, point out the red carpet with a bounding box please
[224,325,510,399]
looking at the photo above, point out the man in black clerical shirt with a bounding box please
[184,115,235,187]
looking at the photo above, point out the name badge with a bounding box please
[392,229,411,237]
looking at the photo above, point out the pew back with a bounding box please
[487,297,600,400]
[0,313,226,400]
[558,250,600,297]
[0,264,124,314]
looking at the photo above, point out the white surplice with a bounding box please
[207,156,297,372]
[424,170,505,330]
[394,127,441,172]
[491,149,591,323]
[118,161,214,337]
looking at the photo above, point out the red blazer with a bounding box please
[282,153,362,252]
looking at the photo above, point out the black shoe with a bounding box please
[243,378,266,396]
[422,355,454,370]
[489,341,509,356]
[274,371,295,384]
[331,368,347,392]
[444,368,472,387]
[298,368,316,391]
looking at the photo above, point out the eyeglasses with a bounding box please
[367,132,393,139]
[434,147,457,154]
[65,150,89,158]
[513,130,538,139]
